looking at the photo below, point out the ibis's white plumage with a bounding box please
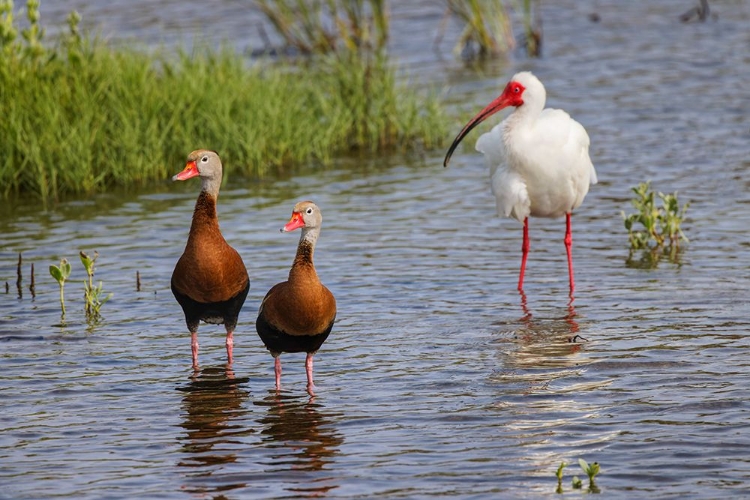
[476,72,597,223]
[443,71,597,293]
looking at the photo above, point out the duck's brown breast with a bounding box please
[172,192,248,304]
[259,277,336,337]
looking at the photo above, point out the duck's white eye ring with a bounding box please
[201,155,209,163]
[306,207,314,214]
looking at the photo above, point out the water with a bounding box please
[3,0,750,497]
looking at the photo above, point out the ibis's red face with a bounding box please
[500,80,526,107]
[443,80,526,167]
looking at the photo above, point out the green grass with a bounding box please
[253,0,389,54]
[0,1,446,201]
[445,0,514,58]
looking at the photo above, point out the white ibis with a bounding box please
[444,71,597,293]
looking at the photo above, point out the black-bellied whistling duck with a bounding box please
[256,201,336,395]
[171,150,249,369]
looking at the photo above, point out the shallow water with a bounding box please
[3,0,750,498]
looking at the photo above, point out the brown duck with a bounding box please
[171,150,249,369]
[256,201,336,394]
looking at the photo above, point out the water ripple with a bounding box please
[3,0,750,498]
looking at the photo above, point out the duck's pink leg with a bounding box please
[225,330,234,365]
[305,353,316,395]
[274,356,282,391]
[191,332,199,370]
[518,217,530,291]
[565,213,575,294]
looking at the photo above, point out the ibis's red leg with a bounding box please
[305,353,316,395]
[518,217,530,291]
[274,356,282,391]
[191,332,199,370]
[565,213,575,293]
[225,330,234,365]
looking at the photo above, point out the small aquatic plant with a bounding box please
[555,458,601,494]
[578,458,601,493]
[571,475,583,489]
[622,181,689,265]
[555,462,566,493]
[80,251,112,320]
[579,458,600,482]
[49,258,71,319]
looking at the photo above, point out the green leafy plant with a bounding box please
[579,458,600,481]
[622,181,689,264]
[80,251,112,320]
[578,458,601,493]
[556,458,601,494]
[49,258,71,318]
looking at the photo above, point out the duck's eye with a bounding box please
[513,85,520,93]
[201,155,209,163]
[306,207,313,214]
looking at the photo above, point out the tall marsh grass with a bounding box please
[0,1,445,201]
[445,0,515,58]
[442,0,541,59]
[254,0,389,54]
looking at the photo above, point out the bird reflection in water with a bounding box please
[519,290,586,344]
[495,291,589,375]
[177,363,251,494]
[255,393,344,497]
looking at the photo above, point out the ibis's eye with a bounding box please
[201,155,209,163]
[513,85,520,93]
[306,207,313,215]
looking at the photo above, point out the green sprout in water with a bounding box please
[571,475,583,489]
[555,462,566,494]
[556,458,601,494]
[49,258,71,319]
[622,181,689,267]
[80,250,112,321]
[578,458,601,493]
